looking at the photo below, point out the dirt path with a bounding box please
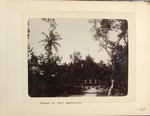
[70,86,103,97]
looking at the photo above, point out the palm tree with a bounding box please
[40,28,62,58]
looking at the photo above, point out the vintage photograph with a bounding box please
[28,18,128,97]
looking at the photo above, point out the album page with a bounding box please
[0,1,150,116]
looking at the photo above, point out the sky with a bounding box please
[29,18,119,64]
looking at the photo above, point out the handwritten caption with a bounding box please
[40,101,82,105]
[136,107,146,111]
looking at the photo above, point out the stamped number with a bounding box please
[136,107,146,111]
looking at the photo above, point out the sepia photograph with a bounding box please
[28,18,128,97]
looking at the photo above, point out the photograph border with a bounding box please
[22,11,136,104]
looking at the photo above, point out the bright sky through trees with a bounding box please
[29,18,118,64]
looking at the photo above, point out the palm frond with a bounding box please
[53,44,59,53]
[42,32,50,40]
[53,41,61,47]
[48,29,62,41]
[42,43,46,46]
[39,39,48,43]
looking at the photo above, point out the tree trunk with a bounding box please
[107,79,114,96]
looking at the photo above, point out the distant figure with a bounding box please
[89,79,91,84]
[84,79,87,84]
[94,79,97,84]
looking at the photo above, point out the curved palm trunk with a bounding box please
[107,79,114,96]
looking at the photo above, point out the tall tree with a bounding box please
[89,19,128,57]
[89,19,128,95]
[40,19,62,58]
[40,29,62,58]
